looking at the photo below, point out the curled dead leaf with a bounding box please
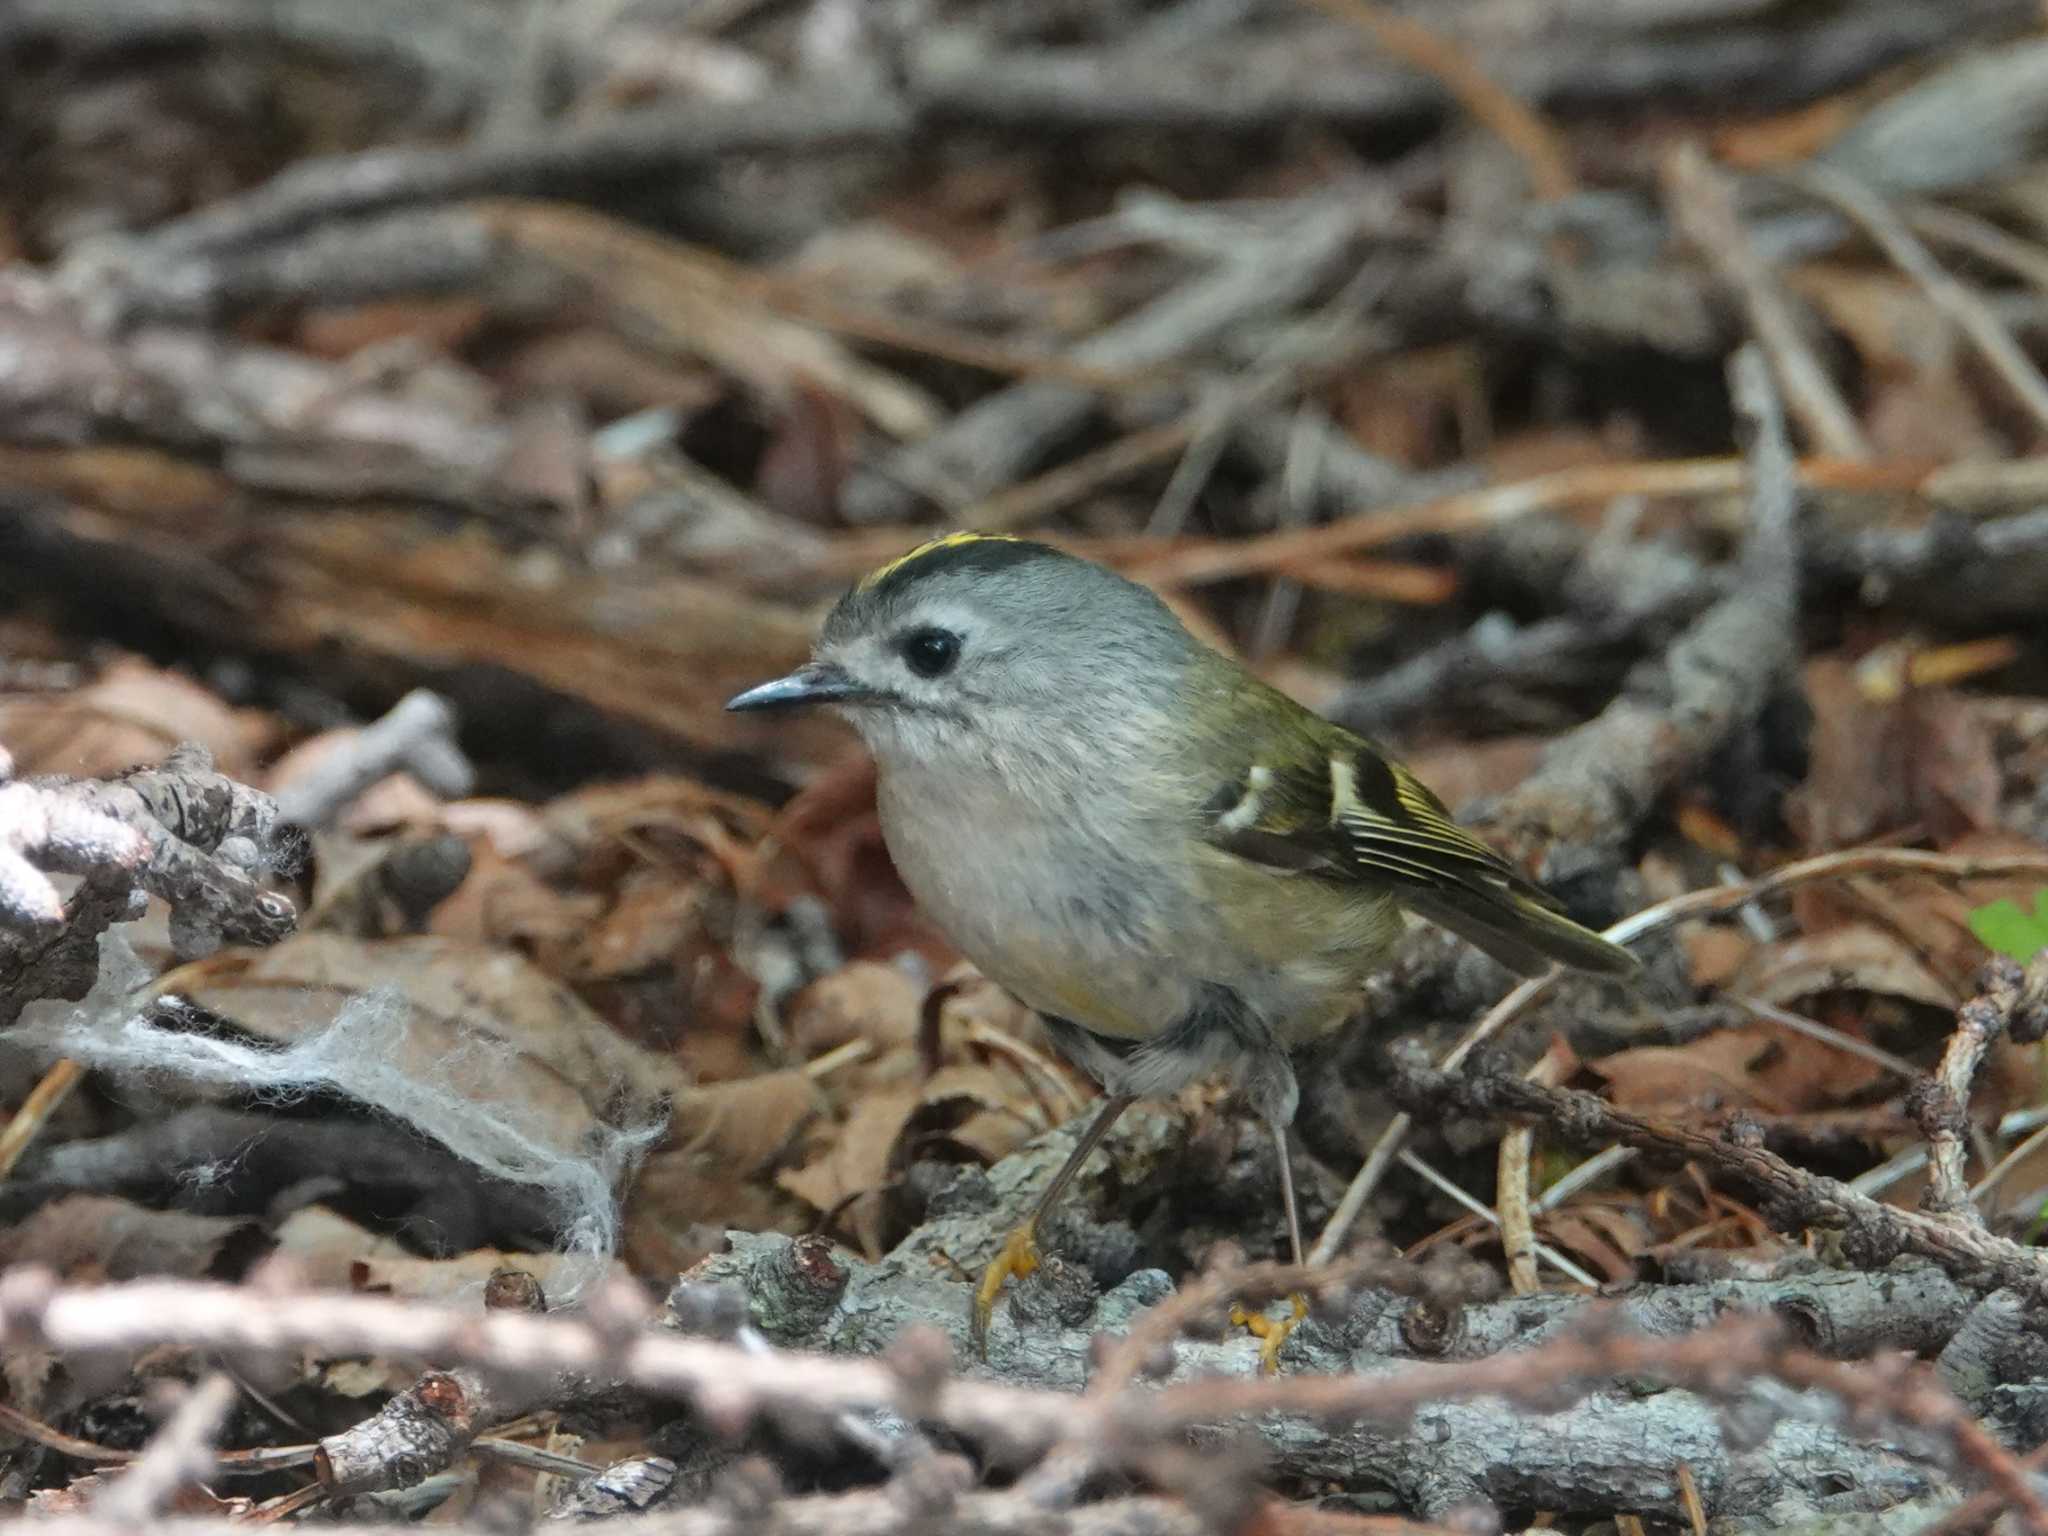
[564,874,711,983]
[672,1070,824,1173]
[787,960,925,1059]
[1734,923,1959,1012]
[1592,1020,1887,1116]
[155,932,684,1162]
[271,1206,628,1302]
[0,1195,256,1282]
[777,1084,919,1216]
[620,1071,825,1278]
[0,657,260,779]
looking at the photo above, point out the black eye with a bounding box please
[899,626,961,678]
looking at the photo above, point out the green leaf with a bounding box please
[1968,889,2048,962]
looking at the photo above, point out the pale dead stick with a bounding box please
[0,1056,86,1179]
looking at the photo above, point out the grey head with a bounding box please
[726,535,1198,778]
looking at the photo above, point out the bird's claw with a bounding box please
[970,1222,1042,1358]
[1231,1292,1308,1374]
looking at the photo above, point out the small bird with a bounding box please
[729,534,1636,1361]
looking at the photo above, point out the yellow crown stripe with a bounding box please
[858,531,1024,592]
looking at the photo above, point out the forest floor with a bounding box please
[8,2,2048,1531]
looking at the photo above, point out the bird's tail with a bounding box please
[1404,885,1640,979]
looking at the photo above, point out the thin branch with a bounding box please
[94,1373,237,1521]
[272,689,473,831]
[0,1056,87,1178]
[1300,0,1576,201]
[1734,996,1924,1082]
[0,1266,1960,1521]
[1497,1041,1573,1294]
[1972,1119,2048,1210]
[1665,145,1869,459]
[1397,1147,1599,1288]
[1918,960,2036,1225]
[1396,1063,2048,1303]
[1793,165,2048,437]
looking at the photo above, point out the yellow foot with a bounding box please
[1230,1292,1308,1374]
[970,1222,1042,1358]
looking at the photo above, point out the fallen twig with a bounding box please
[840,197,1368,523]
[1667,146,1868,459]
[92,1372,235,1521]
[1394,1063,2048,1304]
[1790,163,2048,438]
[1,744,296,1025]
[68,89,912,278]
[1918,958,2048,1223]
[273,689,473,831]
[0,1264,1955,1523]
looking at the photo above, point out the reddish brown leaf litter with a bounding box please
[8,3,2048,1529]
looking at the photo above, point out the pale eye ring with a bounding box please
[899,626,961,678]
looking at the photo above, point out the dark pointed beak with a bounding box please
[725,662,871,713]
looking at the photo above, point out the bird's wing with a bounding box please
[1200,738,1637,978]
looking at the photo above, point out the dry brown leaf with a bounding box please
[1911,693,2006,842]
[1790,266,2002,464]
[673,1070,824,1174]
[1538,1208,1644,1282]
[1592,1032,1793,1114]
[1784,656,1915,851]
[754,382,857,526]
[902,1063,1037,1164]
[563,876,709,984]
[1787,655,2010,853]
[541,774,778,882]
[1334,344,1487,468]
[1792,265,1957,375]
[1561,1201,1654,1261]
[156,932,683,1160]
[788,961,925,1059]
[933,965,1041,1042]
[1743,1022,1892,1112]
[777,1083,921,1226]
[1863,371,2002,464]
[439,797,553,859]
[30,1477,250,1519]
[1682,924,1756,990]
[425,836,603,951]
[621,1161,800,1281]
[946,1107,1036,1164]
[1595,1012,1891,1116]
[0,656,260,778]
[1734,924,1960,1012]
[618,1070,824,1276]
[0,1195,255,1281]
[271,1206,628,1302]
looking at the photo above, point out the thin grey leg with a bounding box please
[973,1091,1137,1357]
[1031,1092,1137,1228]
[1269,1115,1304,1266]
